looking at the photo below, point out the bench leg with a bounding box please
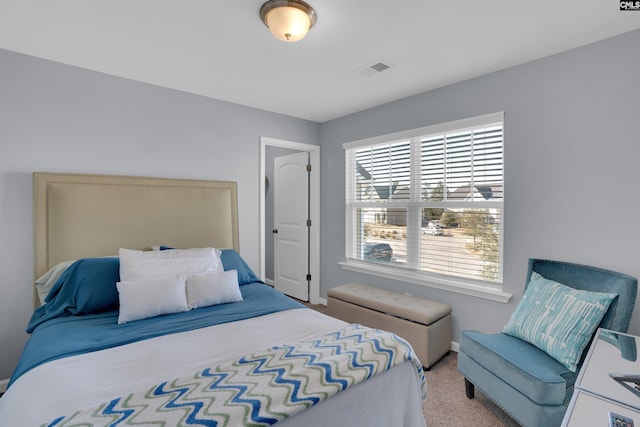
[464,378,475,399]
[421,350,451,372]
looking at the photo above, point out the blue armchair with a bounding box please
[457,259,637,427]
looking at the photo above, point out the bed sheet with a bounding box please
[12,282,300,385]
[0,308,426,426]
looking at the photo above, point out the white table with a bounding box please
[562,328,640,426]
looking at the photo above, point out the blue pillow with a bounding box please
[502,271,617,371]
[160,246,262,286]
[27,258,120,333]
[220,249,263,285]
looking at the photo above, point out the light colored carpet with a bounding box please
[300,301,521,426]
[423,352,520,427]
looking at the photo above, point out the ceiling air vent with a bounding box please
[370,62,391,72]
[356,60,395,77]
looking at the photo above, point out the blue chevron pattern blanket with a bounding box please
[46,324,426,427]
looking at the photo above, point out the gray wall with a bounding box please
[0,49,320,380]
[1,29,639,383]
[320,29,640,342]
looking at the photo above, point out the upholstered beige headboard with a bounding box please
[33,173,239,286]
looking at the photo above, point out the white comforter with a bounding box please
[0,308,426,426]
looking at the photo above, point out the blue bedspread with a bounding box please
[10,283,303,387]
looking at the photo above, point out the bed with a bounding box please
[0,173,427,426]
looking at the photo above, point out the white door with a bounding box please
[274,151,309,301]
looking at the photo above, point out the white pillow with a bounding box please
[186,270,243,309]
[119,247,222,282]
[116,275,189,324]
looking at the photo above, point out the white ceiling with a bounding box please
[1,1,639,123]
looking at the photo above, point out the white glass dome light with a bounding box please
[260,0,317,42]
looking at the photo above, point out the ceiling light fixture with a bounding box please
[260,0,317,42]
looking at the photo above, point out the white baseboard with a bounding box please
[0,378,8,394]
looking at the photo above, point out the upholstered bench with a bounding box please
[327,283,452,369]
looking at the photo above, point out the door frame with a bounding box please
[259,136,320,304]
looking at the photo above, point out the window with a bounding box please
[343,113,504,295]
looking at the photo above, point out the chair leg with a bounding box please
[464,378,475,399]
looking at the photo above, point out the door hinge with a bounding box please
[306,274,312,281]
[306,164,312,172]
[306,219,311,227]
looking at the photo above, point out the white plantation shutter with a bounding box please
[355,141,411,202]
[421,126,503,201]
[344,112,504,287]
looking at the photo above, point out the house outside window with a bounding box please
[343,112,505,296]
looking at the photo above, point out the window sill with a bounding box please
[338,260,512,303]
